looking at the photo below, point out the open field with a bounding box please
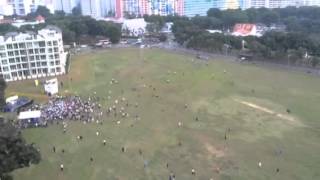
[8,48,320,180]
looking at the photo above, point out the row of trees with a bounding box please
[164,7,320,67]
[206,6,320,34]
[0,6,122,44]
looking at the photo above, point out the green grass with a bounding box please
[8,48,320,180]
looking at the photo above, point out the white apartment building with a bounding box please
[0,26,67,82]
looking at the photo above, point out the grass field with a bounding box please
[8,48,320,180]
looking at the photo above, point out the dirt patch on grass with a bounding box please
[205,143,225,158]
[234,98,295,122]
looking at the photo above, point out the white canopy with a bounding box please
[18,111,41,120]
[6,95,18,104]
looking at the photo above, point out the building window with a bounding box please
[51,68,55,73]
[1,60,8,65]
[33,42,39,48]
[53,41,58,46]
[54,47,58,52]
[8,51,14,56]
[49,55,53,59]
[40,48,45,53]
[10,65,16,70]
[32,69,37,74]
[17,64,21,69]
[39,41,45,47]
[3,74,10,80]
[15,57,20,63]
[50,61,54,66]
[13,44,18,49]
[43,68,48,73]
[6,44,13,49]
[35,55,40,60]
[20,50,26,55]
[54,54,59,59]
[22,63,28,68]
[35,49,39,54]
[28,49,34,54]
[47,41,52,46]
[0,53,6,58]
[48,48,53,53]
[14,50,19,56]
[3,67,9,72]
[55,61,60,65]
[9,58,15,63]
[19,43,25,48]
[27,42,33,48]
[36,62,40,66]
[0,45,5,51]
[40,55,46,60]
[56,67,61,72]
[21,57,27,62]
[12,72,17,77]
[23,70,29,76]
[41,62,47,66]
[30,56,35,61]
[31,63,35,67]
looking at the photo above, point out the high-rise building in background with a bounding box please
[184,0,214,16]
[81,0,103,18]
[0,1,14,16]
[53,0,78,14]
[247,0,302,9]
[1,0,320,18]
[304,0,320,6]
[212,0,243,10]
[6,0,54,16]
[115,0,183,18]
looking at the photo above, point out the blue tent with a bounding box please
[3,97,33,112]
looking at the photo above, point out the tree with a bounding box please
[311,56,320,67]
[260,10,280,26]
[69,20,88,37]
[146,23,157,34]
[207,8,222,18]
[107,25,121,43]
[0,118,41,179]
[159,33,167,42]
[35,6,51,18]
[0,24,18,35]
[54,10,65,17]
[221,9,249,28]
[72,6,81,16]
[62,28,76,43]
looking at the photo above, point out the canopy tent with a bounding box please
[18,110,41,120]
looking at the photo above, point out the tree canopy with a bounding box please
[0,118,41,180]
[169,6,320,67]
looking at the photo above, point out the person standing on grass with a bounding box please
[60,164,64,171]
[191,168,196,175]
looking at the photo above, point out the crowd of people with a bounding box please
[18,96,102,128]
